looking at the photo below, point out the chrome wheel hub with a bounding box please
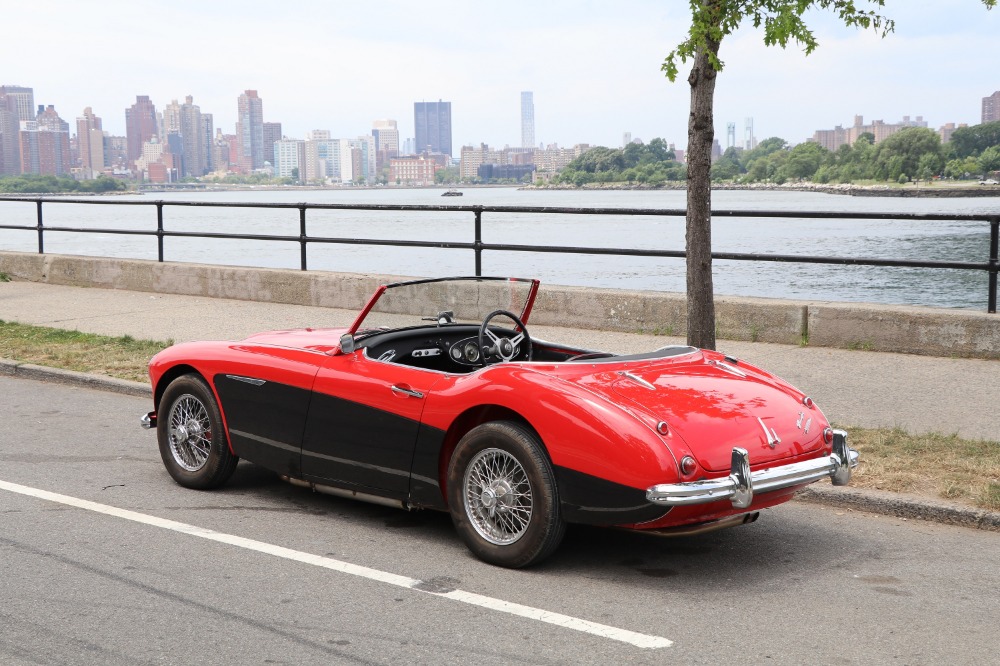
[167,395,212,472]
[463,448,532,545]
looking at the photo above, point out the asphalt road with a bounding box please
[2,376,999,665]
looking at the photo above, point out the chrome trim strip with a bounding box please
[646,430,858,508]
[618,370,656,390]
[226,375,266,386]
[229,429,300,454]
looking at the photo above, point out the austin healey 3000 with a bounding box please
[141,276,857,568]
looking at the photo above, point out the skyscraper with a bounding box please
[262,122,282,167]
[414,100,452,156]
[372,119,399,171]
[236,90,265,170]
[1,85,35,175]
[20,105,71,175]
[76,107,104,179]
[983,91,1000,124]
[179,96,204,177]
[125,95,158,165]
[521,92,535,149]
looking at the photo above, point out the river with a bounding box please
[1,187,997,310]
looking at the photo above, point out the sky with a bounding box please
[3,0,998,153]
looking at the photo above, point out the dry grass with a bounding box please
[846,427,1000,512]
[1,320,998,511]
[0,319,170,383]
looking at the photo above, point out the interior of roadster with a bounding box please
[357,310,695,374]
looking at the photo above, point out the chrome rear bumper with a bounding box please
[646,429,858,509]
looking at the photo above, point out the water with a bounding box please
[1,187,997,310]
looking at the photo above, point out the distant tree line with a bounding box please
[714,121,1000,184]
[549,121,1000,187]
[552,138,686,186]
[0,174,128,194]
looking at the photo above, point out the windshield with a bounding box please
[349,277,539,336]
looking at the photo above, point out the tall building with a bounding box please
[521,92,534,149]
[236,90,265,170]
[811,114,927,151]
[304,130,337,183]
[178,96,204,177]
[262,122,282,167]
[125,95,158,166]
[76,107,104,179]
[414,100,452,156]
[371,119,399,171]
[984,91,1000,124]
[1,86,35,175]
[201,113,214,173]
[19,106,71,176]
[273,138,306,181]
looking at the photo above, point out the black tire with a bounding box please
[157,374,238,489]
[447,421,565,568]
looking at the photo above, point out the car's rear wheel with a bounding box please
[447,421,565,568]
[157,374,238,489]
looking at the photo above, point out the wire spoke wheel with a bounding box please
[156,374,238,489]
[463,447,533,545]
[167,394,212,472]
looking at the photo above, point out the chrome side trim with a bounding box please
[646,430,858,508]
[226,375,266,386]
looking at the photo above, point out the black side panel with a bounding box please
[214,374,311,476]
[407,424,448,510]
[554,466,670,526]
[300,392,419,495]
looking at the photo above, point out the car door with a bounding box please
[300,350,445,498]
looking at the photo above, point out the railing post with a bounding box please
[988,217,998,314]
[474,207,483,277]
[299,205,308,271]
[156,201,165,262]
[35,199,44,254]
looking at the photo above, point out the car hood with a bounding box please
[241,327,348,354]
[543,351,827,472]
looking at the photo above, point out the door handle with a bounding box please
[391,385,424,399]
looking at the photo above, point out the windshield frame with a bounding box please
[346,276,540,337]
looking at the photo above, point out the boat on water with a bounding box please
[441,189,463,197]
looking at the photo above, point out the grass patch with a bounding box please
[0,272,10,283]
[846,426,1000,512]
[0,319,170,383]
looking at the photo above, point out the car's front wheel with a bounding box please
[157,374,238,489]
[447,421,565,568]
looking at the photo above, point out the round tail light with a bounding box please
[680,456,697,476]
[802,396,813,408]
[823,427,834,445]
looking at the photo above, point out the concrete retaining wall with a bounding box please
[2,251,997,359]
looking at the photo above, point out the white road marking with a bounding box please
[0,479,672,649]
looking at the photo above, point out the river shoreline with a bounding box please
[527,182,1000,198]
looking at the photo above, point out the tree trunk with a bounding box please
[685,38,720,350]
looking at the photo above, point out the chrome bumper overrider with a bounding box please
[141,412,156,429]
[646,429,858,509]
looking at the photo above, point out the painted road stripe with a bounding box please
[0,479,672,649]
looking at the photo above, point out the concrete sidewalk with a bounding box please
[1,280,997,442]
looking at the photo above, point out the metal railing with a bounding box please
[0,196,997,313]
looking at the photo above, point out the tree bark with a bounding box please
[685,36,720,350]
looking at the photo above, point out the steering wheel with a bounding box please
[478,309,532,364]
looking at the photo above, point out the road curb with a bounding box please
[796,484,1000,532]
[4,357,998,533]
[0,358,151,398]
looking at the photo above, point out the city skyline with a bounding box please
[2,1,998,150]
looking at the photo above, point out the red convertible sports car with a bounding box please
[141,277,858,568]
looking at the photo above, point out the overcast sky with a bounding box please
[4,0,998,152]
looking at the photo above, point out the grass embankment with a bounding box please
[0,319,997,511]
[0,320,170,383]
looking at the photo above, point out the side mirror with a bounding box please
[339,333,356,354]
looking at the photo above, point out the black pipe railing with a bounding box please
[0,196,997,312]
